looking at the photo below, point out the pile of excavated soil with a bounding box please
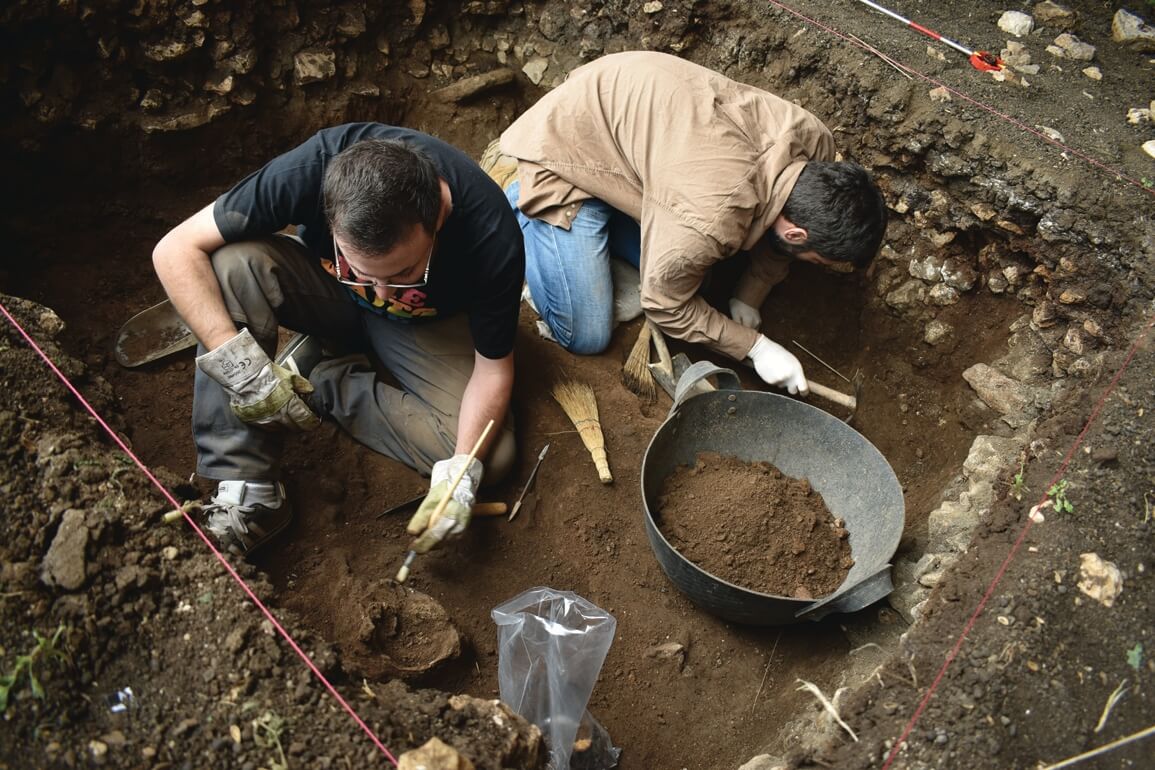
[657,453,853,599]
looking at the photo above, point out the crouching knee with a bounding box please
[556,324,612,356]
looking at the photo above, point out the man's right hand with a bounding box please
[196,328,320,431]
[747,335,809,396]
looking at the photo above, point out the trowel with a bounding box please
[114,299,197,367]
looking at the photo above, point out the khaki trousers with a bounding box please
[192,235,516,485]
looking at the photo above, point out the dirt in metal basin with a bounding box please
[658,452,853,599]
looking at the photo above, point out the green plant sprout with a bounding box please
[1008,458,1028,501]
[1127,643,1144,671]
[0,624,69,711]
[1047,479,1074,513]
[252,710,289,770]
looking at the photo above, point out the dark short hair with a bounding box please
[782,161,888,268]
[323,139,441,253]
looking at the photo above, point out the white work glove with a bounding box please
[747,335,809,396]
[729,297,762,330]
[196,328,321,431]
[407,454,485,553]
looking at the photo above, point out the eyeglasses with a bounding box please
[331,234,434,290]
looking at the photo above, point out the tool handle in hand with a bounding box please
[807,381,857,410]
[649,320,673,373]
[472,501,507,517]
[427,419,495,529]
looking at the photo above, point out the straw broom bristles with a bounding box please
[621,319,656,403]
[551,379,613,484]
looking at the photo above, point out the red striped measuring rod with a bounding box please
[852,0,1003,71]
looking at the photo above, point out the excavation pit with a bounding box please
[3,2,1153,768]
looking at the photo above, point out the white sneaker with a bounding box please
[534,320,558,343]
[611,260,643,324]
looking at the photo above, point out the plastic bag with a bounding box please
[492,587,620,770]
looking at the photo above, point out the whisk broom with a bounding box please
[552,379,614,484]
[621,318,656,403]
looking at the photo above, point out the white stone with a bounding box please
[924,319,953,345]
[643,1,663,13]
[1081,66,1102,80]
[1143,140,1155,159]
[1077,553,1123,607]
[1049,33,1096,61]
[1112,9,1155,51]
[1126,107,1152,125]
[294,50,337,84]
[522,57,549,85]
[998,11,1034,37]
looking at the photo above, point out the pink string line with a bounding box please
[0,300,399,768]
[880,310,1154,768]
[764,0,1155,197]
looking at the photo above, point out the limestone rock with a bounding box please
[928,283,959,306]
[738,755,785,770]
[999,11,1034,37]
[1033,1,1076,28]
[522,57,549,85]
[398,738,475,770]
[1112,9,1155,52]
[963,435,1025,479]
[1077,553,1123,607]
[139,102,231,133]
[1047,33,1095,61]
[962,363,1036,422]
[41,508,90,590]
[996,327,1053,381]
[924,319,953,345]
[941,258,978,291]
[294,50,337,84]
[1001,40,1032,68]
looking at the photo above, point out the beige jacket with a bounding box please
[500,51,835,360]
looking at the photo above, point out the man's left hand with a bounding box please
[407,455,484,553]
[729,297,762,330]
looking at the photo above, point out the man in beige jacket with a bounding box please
[499,51,887,395]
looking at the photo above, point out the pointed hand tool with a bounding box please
[509,443,549,522]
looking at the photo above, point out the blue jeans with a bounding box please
[506,181,641,354]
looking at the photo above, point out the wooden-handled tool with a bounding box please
[806,381,857,411]
[378,496,506,519]
[395,419,495,584]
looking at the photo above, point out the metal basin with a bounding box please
[641,363,905,625]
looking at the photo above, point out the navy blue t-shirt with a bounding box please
[213,123,525,359]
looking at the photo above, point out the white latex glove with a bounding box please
[729,297,762,330]
[196,329,320,431]
[747,335,809,396]
[406,454,484,553]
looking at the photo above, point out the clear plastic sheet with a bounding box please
[492,587,620,769]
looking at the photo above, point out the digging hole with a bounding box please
[10,36,1096,761]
